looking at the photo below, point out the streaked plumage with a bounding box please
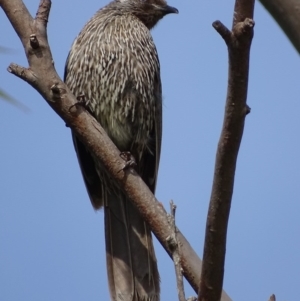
[64,0,178,300]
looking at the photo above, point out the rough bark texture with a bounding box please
[198,1,255,300]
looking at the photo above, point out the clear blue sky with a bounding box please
[1,1,299,300]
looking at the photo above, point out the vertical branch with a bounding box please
[167,201,186,301]
[198,1,255,301]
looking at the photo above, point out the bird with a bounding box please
[64,0,178,300]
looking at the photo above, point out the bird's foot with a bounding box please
[119,151,137,173]
[69,93,88,112]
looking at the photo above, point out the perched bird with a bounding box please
[64,0,178,300]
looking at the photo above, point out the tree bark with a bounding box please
[198,0,255,300]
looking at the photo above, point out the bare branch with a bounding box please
[259,0,300,54]
[212,21,232,45]
[167,201,186,301]
[0,1,233,299]
[7,63,38,83]
[198,1,255,301]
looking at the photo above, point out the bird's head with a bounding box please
[116,0,178,29]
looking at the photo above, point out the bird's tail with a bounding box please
[105,193,160,301]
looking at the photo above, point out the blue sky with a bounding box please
[1,1,299,300]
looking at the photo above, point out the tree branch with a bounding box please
[167,201,186,301]
[259,0,300,54]
[0,1,232,300]
[198,1,255,301]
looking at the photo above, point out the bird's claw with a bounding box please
[118,151,137,173]
[69,93,87,112]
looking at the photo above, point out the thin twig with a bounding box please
[198,1,255,301]
[167,201,186,301]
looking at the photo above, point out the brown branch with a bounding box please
[259,0,300,54]
[167,201,186,301]
[198,1,255,301]
[0,1,233,300]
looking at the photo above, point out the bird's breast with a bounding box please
[65,13,161,153]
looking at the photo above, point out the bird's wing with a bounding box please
[64,56,103,209]
[71,133,103,209]
[140,73,162,194]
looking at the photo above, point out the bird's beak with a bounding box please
[162,5,179,15]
